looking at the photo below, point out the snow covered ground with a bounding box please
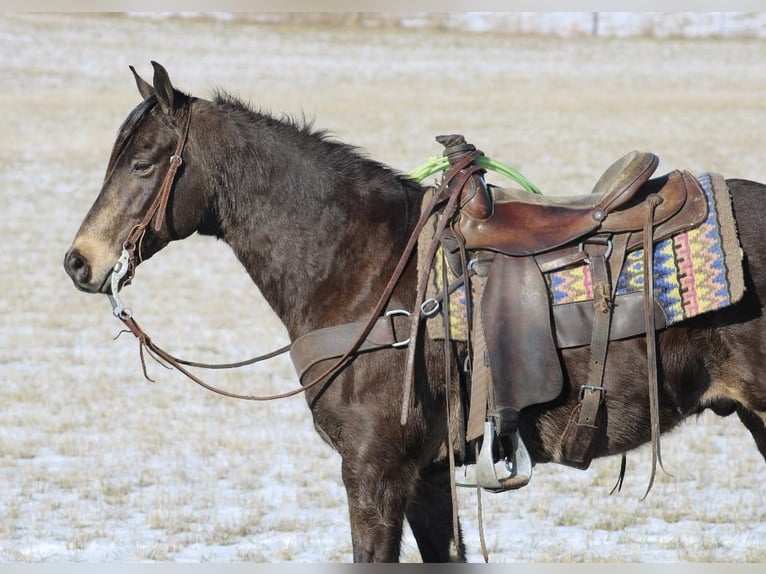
[1,13,766,563]
[130,12,766,39]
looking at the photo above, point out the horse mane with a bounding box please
[212,89,327,141]
[210,90,415,189]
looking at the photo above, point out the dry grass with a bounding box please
[2,13,766,563]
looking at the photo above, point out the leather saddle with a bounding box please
[430,135,709,491]
[456,149,707,256]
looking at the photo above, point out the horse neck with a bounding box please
[199,111,420,339]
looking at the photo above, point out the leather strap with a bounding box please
[289,313,409,381]
[118,314,321,401]
[466,274,490,442]
[577,249,613,427]
[121,103,193,287]
[401,157,483,424]
[642,193,666,498]
[440,248,462,548]
[552,291,667,349]
[560,244,614,468]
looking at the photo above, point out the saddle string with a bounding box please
[458,241,492,562]
[642,193,668,499]
[475,444,490,563]
[440,249,462,558]
[609,454,627,495]
[451,209,493,560]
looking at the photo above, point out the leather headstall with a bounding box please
[120,102,193,289]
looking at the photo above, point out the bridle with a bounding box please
[104,100,478,403]
[108,103,192,320]
[105,101,312,400]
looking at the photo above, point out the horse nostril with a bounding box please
[64,249,91,285]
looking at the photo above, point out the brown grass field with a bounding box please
[2,13,766,562]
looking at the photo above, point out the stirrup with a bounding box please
[455,421,532,492]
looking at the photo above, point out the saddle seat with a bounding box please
[497,150,659,208]
[457,150,697,256]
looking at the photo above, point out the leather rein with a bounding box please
[105,101,473,402]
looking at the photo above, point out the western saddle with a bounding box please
[419,135,709,492]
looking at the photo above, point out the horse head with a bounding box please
[64,61,208,294]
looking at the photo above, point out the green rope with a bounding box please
[409,154,541,195]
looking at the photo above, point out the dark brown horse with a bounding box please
[64,62,766,562]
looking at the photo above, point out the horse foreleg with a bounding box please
[405,464,466,562]
[341,456,413,562]
[736,406,766,461]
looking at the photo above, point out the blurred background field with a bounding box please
[1,12,766,562]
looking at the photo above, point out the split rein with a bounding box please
[106,104,302,401]
[105,104,514,403]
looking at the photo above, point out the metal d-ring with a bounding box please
[385,309,411,348]
[420,298,441,317]
[107,293,132,320]
[578,237,613,261]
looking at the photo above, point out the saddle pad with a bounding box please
[419,172,744,341]
[548,172,744,324]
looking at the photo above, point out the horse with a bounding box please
[64,61,766,562]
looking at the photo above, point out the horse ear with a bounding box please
[130,65,154,101]
[150,61,176,114]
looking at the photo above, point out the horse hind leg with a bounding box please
[405,464,466,562]
[736,406,766,461]
[699,334,766,466]
[724,180,766,462]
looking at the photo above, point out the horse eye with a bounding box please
[131,161,153,174]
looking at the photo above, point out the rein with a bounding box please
[106,106,482,401]
[106,102,306,400]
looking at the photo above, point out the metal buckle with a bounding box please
[579,384,606,401]
[385,309,411,348]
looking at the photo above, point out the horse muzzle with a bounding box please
[63,245,115,294]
